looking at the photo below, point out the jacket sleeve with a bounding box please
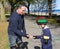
[22,18,26,34]
[34,35,41,39]
[10,16,27,37]
[43,28,52,39]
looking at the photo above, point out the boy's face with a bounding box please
[40,24,45,28]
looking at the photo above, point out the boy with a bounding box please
[33,16,52,49]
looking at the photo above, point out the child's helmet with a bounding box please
[36,16,48,25]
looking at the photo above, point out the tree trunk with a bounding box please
[27,3,30,14]
[11,6,14,14]
[0,2,6,22]
[8,0,14,14]
[48,0,52,18]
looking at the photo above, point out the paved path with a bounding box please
[22,16,60,49]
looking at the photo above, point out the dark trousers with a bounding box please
[8,34,22,47]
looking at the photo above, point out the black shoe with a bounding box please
[10,46,17,49]
[17,42,28,49]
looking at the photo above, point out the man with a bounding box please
[8,4,28,49]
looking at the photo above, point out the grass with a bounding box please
[0,22,10,49]
[48,19,60,26]
[48,19,57,23]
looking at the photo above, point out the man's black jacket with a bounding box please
[8,11,27,37]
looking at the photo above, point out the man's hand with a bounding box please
[26,34,35,39]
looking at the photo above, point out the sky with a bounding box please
[54,0,60,10]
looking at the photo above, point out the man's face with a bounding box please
[18,6,26,15]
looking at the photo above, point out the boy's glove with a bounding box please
[33,36,39,39]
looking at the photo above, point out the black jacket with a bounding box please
[8,11,26,37]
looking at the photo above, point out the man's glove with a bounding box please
[24,34,29,39]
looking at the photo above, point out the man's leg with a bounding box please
[16,36,23,49]
[8,35,17,49]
